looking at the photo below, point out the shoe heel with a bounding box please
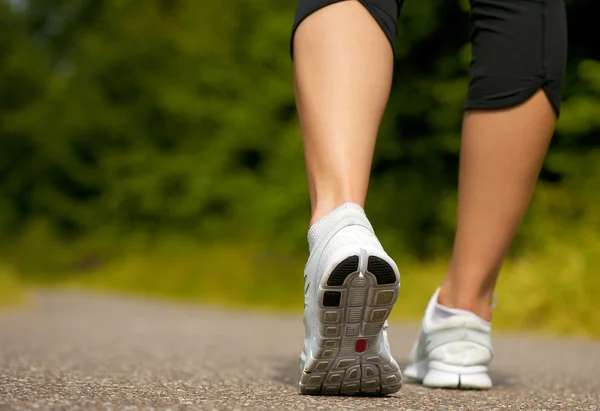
[300,247,402,396]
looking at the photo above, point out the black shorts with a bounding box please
[291,0,567,116]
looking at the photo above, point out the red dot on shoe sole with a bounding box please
[355,339,367,353]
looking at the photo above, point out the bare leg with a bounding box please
[293,1,394,225]
[440,90,557,321]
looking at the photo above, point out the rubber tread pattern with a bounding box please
[299,252,402,396]
[327,256,359,286]
[323,291,342,307]
[367,256,397,285]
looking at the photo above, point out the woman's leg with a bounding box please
[439,0,568,321]
[293,0,397,225]
[440,91,557,320]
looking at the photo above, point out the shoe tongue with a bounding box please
[426,288,443,322]
[428,288,492,327]
[427,288,442,312]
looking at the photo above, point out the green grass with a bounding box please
[0,262,26,308]
[63,240,600,338]
[3,167,600,336]
[64,243,306,311]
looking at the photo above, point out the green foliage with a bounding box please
[0,261,25,307]
[0,0,599,334]
[63,241,600,337]
[65,243,305,310]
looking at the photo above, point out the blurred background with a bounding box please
[0,0,598,337]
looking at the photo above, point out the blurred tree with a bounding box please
[0,0,599,266]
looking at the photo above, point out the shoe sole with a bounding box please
[405,361,492,390]
[298,247,402,396]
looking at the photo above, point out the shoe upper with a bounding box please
[408,288,493,368]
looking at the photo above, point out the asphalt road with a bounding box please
[0,291,599,410]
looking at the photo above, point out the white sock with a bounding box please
[307,203,366,253]
[432,302,490,326]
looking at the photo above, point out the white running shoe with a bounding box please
[404,289,493,389]
[298,210,402,395]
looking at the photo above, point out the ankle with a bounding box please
[310,199,365,226]
[307,202,367,252]
[438,283,494,322]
